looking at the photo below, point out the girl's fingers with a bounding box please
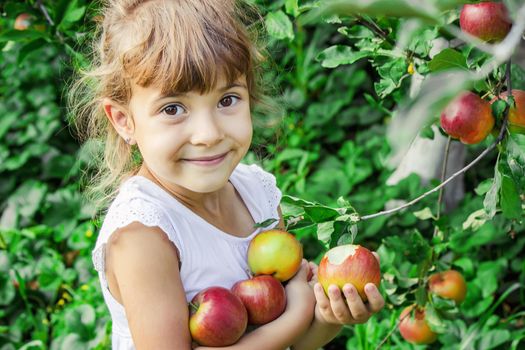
[327,285,353,323]
[372,251,380,264]
[308,262,318,284]
[342,284,370,322]
[314,283,333,320]
[364,283,385,313]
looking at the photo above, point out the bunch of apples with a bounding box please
[188,229,303,347]
[440,2,524,143]
[399,270,467,344]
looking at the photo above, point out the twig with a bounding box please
[436,136,451,220]
[433,136,451,237]
[374,310,410,350]
[354,15,426,61]
[360,61,513,222]
[36,0,65,42]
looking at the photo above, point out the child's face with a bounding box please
[128,75,253,194]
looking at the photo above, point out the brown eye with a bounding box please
[162,104,185,116]
[219,95,239,108]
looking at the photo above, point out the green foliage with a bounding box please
[1,0,524,349]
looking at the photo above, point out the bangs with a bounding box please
[116,0,254,95]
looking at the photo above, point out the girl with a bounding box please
[70,0,385,349]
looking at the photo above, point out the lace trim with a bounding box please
[249,164,282,214]
[92,196,178,273]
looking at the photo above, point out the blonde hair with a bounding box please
[68,0,275,213]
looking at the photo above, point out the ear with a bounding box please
[102,98,136,145]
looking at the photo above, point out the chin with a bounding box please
[182,173,232,193]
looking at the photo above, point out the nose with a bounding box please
[188,109,224,147]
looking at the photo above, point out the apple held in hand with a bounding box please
[232,275,286,325]
[247,229,303,282]
[317,244,380,301]
[399,305,438,344]
[460,2,512,43]
[428,270,467,304]
[492,90,525,134]
[189,286,248,347]
[440,91,495,144]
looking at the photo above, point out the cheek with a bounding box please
[233,115,253,147]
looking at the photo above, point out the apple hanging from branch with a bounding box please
[440,91,495,144]
[399,305,438,344]
[460,2,512,43]
[492,89,525,134]
[428,270,467,304]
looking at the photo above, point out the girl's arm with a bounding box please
[291,263,385,350]
[195,260,316,350]
[106,223,193,349]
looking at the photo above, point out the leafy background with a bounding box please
[0,0,524,349]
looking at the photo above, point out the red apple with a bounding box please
[440,91,495,144]
[428,270,467,304]
[13,13,45,32]
[189,286,248,347]
[247,229,303,282]
[232,275,286,325]
[492,89,525,134]
[14,13,33,31]
[460,2,512,43]
[399,305,438,344]
[317,244,380,301]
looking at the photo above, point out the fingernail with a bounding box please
[365,284,375,293]
[343,285,353,297]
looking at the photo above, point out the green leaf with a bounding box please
[499,174,522,219]
[316,45,369,68]
[265,11,294,41]
[383,230,432,264]
[428,48,468,72]
[413,207,436,220]
[462,209,488,231]
[475,178,494,196]
[484,159,502,219]
[317,221,334,244]
[425,305,447,332]
[254,218,279,228]
[479,330,511,350]
[304,205,339,223]
[285,0,300,17]
[0,29,47,43]
[302,0,455,24]
[491,99,508,120]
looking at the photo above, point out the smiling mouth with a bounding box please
[182,152,229,165]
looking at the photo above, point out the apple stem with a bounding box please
[189,302,199,312]
[374,311,411,350]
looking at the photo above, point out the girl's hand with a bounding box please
[284,259,316,315]
[311,253,385,325]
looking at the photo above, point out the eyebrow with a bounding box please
[154,82,248,103]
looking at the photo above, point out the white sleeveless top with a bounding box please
[92,163,282,349]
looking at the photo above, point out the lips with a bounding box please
[182,151,230,166]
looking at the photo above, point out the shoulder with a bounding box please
[233,162,279,190]
[107,222,180,268]
[94,178,183,266]
[232,162,282,223]
[101,177,173,236]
